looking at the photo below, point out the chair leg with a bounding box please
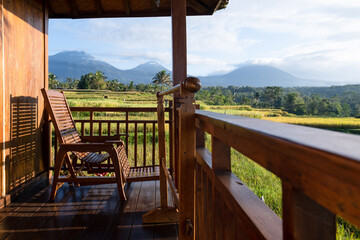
[109,149,127,201]
[50,149,67,201]
[65,155,79,187]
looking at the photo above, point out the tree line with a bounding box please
[49,71,360,117]
[49,70,171,93]
[196,86,360,117]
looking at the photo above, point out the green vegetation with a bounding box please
[196,85,360,117]
[63,89,360,239]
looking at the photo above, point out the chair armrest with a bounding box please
[59,143,114,152]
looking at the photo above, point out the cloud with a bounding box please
[49,0,360,83]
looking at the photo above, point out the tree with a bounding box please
[49,72,60,89]
[283,92,305,114]
[152,70,171,91]
[78,71,107,90]
[65,78,79,89]
[260,86,284,108]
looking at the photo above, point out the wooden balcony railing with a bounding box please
[194,110,360,239]
[50,106,173,171]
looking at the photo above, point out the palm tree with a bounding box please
[49,72,60,89]
[152,70,171,91]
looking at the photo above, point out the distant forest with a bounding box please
[49,71,360,117]
[196,85,360,117]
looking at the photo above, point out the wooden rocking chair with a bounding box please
[41,89,160,201]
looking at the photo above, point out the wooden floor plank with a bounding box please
[12,184,93,240]
[103,182,142,240]
[153,180,179,240]
[74,184,121,240]
[0,186,52,240]
[0,181,178,240]
[54,185,114,240]
[129,180,156,239]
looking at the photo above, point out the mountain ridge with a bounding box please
[49,51,325,87]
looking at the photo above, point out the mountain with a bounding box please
[199,65,322,87]
[50,51,324,87]
[49,51,170,84]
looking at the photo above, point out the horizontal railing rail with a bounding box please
[194,110,360,239]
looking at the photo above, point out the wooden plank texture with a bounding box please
[3,0,47,194]
[196,110,360,227]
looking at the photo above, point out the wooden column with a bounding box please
[282,181,336,240]
[171,0,187,189]
[179,86,196,239]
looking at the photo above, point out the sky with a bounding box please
[49,0,360,84]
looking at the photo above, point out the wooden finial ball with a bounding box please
[183,77,201,93]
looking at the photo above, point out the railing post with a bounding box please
[169,101,174,176]
[211,136,231,240]
[125,111,129,154]
[157,95,168,208]
[179,82,197,239]
[211,136,230,172]
[282,181,336,240]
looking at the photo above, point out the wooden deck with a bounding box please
[0,181,178,240]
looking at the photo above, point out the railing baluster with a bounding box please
[134,122,138,167]
[89,110,94,136]
[99,121,102,136]
[152,122,156,166]
[211,136,230,171]
[143,123,147,166]
[282,181,336,240]
[79,122,84,136]
[168,101,174,175]
[126,112,129,155]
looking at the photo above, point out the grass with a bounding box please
[62,90,360,239]
[263,116,360,129]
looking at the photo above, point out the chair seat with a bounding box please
[78,152,110,164]
[127,166,160,182]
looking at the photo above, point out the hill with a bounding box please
[49,51,170,84]
[199,65,323,87]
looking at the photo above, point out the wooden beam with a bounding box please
[171,0,187,86]
[67,0,79,17]
[213,0,224,12]
[187,0,210,14]
[94,0,103,16]
[124,0,131,15]
[149,0,158,10]
[171,0,187,194]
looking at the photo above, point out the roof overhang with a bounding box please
[49,0,227,19]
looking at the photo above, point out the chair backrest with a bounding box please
[41,89,81,144]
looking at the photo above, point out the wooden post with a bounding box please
[211,136,231,239]
[282,181,336,240]
[179,83,196,239]
[211,136,230,172]
[157,95,168,208]
[169,101,174,175]
[171,0,187,190]
[142,95,178,224]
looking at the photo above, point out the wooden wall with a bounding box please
[0,0,48,197]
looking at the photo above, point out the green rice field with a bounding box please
[63,90,360,239]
